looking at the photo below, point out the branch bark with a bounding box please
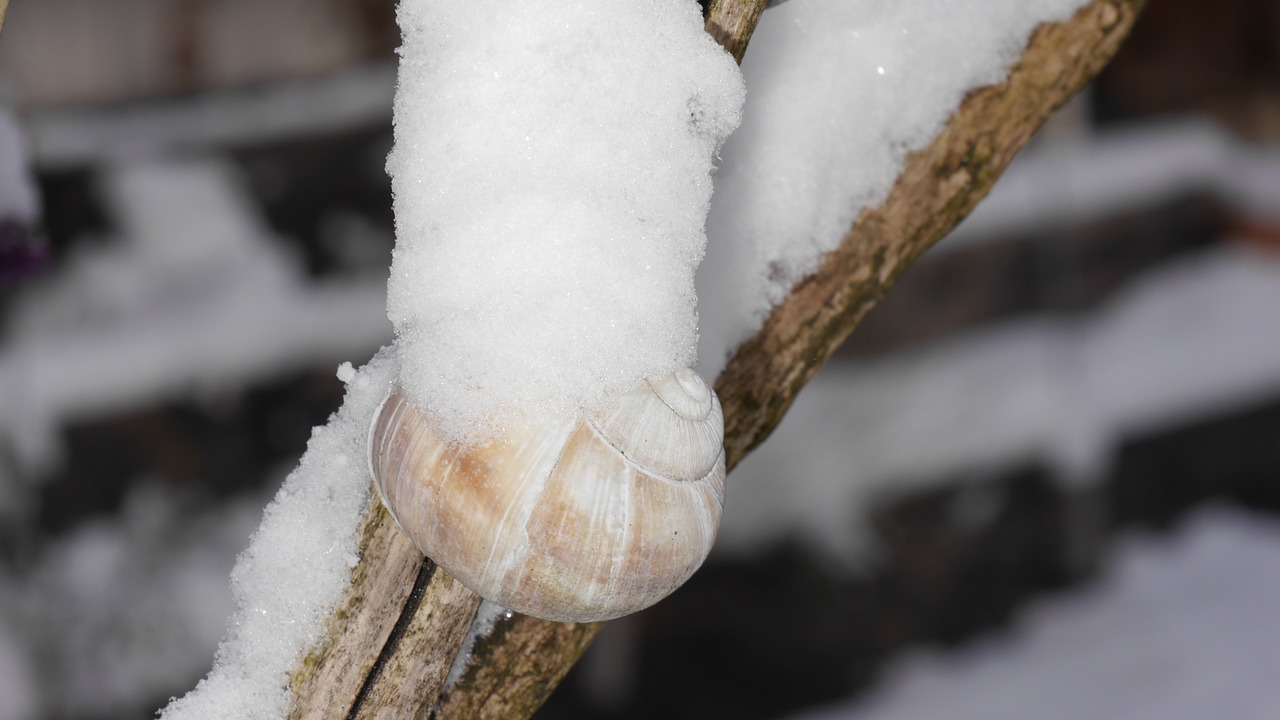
[718,0,1144,468]
[285,1,1143,718]
[704,0,768,63]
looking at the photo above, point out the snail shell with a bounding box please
[368,368,726,622]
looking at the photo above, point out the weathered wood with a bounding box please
[284,1,1144,718]
[432,615,601,719]
[705,0,768,63]
[350,563,481,719]
[287,499,424,720]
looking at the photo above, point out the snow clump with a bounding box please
[387,0,744,442]
[158,353,394,720]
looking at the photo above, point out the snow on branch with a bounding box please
[435,2,1144,717]
[161,0,1144,718]
[717,0,1145,468]
[386,0,742,443]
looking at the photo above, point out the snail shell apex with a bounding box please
[369,368,726,622]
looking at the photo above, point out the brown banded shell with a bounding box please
[368,368,726,622]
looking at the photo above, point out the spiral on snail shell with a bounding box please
[368,367,726,622]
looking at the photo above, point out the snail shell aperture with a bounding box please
[368,368,726,622]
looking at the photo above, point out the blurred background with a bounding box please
[1,0,1278,718]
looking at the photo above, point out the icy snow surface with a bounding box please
[791,507,1280,720]
[158,353,394,720]
[387,0,743,442]
[698,0,1089,374]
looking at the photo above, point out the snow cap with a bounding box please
[387,0,744,442]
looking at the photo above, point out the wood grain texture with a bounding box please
[432,615,601,719]
[351,566,481,720]
[283,1,1144,718]
[287,500,425,720]
[705,0,768,63]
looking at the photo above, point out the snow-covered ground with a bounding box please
[790,506,1280,720]
[718,244,1280,561]
[0,155,392,717]
[0,484,266,720]
[0,156,390,488]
